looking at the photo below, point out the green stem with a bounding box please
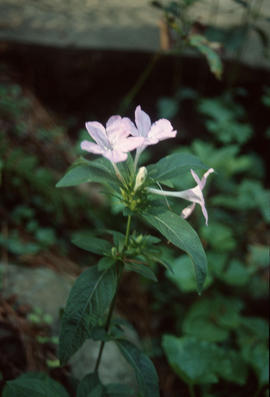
[94,286,117,373]
[94,215,132,373]
[188,384,196,397]
[125,215,132,247]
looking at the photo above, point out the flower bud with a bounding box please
[134,167,147,191]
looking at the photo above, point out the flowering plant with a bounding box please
[56,106,214,396]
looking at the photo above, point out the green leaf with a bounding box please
[77,373,105,397]
[148,153,206,185]
[71,232,112,255]
[59,265,117,365]
[142,209,207,294]
[116,339,160,397]
[183,295,243,338]
[167,255,212,293]
[162,335,247,385]
[105,383,135,396]
[189,34,223,79]
[162,335,219,384]
[98,256,116,271]
[222,259,250,286]
[2,372,69,397]
[125,262,158,282]
[56,157,117,188]
[237,317,269,386]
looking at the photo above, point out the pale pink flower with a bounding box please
[81,116,144,163]
[128,105,177,146]
[147,168,214,225]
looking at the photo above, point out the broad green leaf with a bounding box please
[222,259,250,286]
[200,223,236,252]
[163,335,247,386]
[215,350,248,385]
[116,339,160,397]
[148,153,206,185]
[142,209,207,294]
[71,232,112,255]
[56,157,117,188]
[77,373,105,397]
[125,262,158,282]
[2,372,69,397]
[167,255,212,293]
[59,265,117,365]
[183,295,243,337]
[162,335,219,384]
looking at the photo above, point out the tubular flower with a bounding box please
[147,168,214,225]
[81,115,144,163]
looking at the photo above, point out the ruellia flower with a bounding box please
[127,105,177,168]
[147,168,214,225]
[129,105,177,146]
[81,116,144,163]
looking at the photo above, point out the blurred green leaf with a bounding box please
[166,255,212,293]
[2,372,68,397]
[188,35,223,79]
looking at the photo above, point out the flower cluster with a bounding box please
[81,105,213,224]
[81,106,176,164]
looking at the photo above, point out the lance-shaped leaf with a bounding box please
[2,372,69,397]
[148,153,206,185]
[59,265,117,365]
[142,209,207,293]
[56,157,117,188]
[71,232,112,255]
[116,339,160,397]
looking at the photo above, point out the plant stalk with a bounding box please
[94,215,132,373]
[125,215,132,247]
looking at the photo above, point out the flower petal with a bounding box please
[200,168,215,189]
[116,136,144,153]
[135,105,151,137]
[106,115,121,128]
[85,121,109,149]
[81,140,105,154]
[181,203,196,219]
[107,118,130,142]
[148,119,177,142]
[103,149,127,163]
